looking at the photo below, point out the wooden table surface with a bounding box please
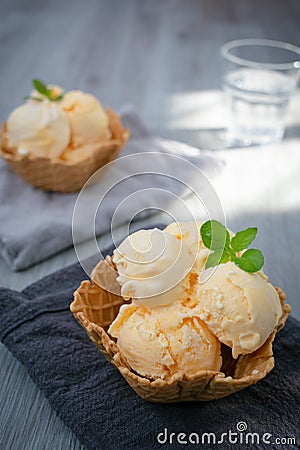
[1,1,300,449]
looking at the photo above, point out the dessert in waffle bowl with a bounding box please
[71,221,290,403]
[0,80,129,192]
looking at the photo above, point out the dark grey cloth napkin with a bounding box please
[0,106,223,271]
[0,242,299,450]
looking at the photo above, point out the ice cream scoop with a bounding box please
[108,302,222,380]
[196,261,282,358]
[113,228,195,307]
[7,101,70,158]
[60,90,111,147]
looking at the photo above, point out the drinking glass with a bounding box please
[221,39,300,146]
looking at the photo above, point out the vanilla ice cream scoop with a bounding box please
[60,90,111,147]
[7,102,70,158]
[113,228,195,307]
[108,303,222,380]
[196,262,282,358]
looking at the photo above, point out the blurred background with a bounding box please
[2,0,300,142]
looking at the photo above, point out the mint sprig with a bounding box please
[200,220,264,273]
[24,79,64,102]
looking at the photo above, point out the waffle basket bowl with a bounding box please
[0,109,129,193]
[71,256,291,403]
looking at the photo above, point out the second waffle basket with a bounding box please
[71,256,291,403]
[0,109,129,193]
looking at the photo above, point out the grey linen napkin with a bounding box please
[0,106,223,271]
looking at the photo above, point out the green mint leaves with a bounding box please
[24,79,64,102]
[32,79,64,101]
[231,227,257,252]
[233,248,264,273]
[200,220,264,273]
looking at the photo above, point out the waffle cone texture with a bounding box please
[71,257,290,403]
[0,109,129,193]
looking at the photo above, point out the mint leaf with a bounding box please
[200,220,230,251]
[234,249,264,273]
[200,221,264,273]
[205,248,231,269]
[231,227,257,252]
[33,79,50,97]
